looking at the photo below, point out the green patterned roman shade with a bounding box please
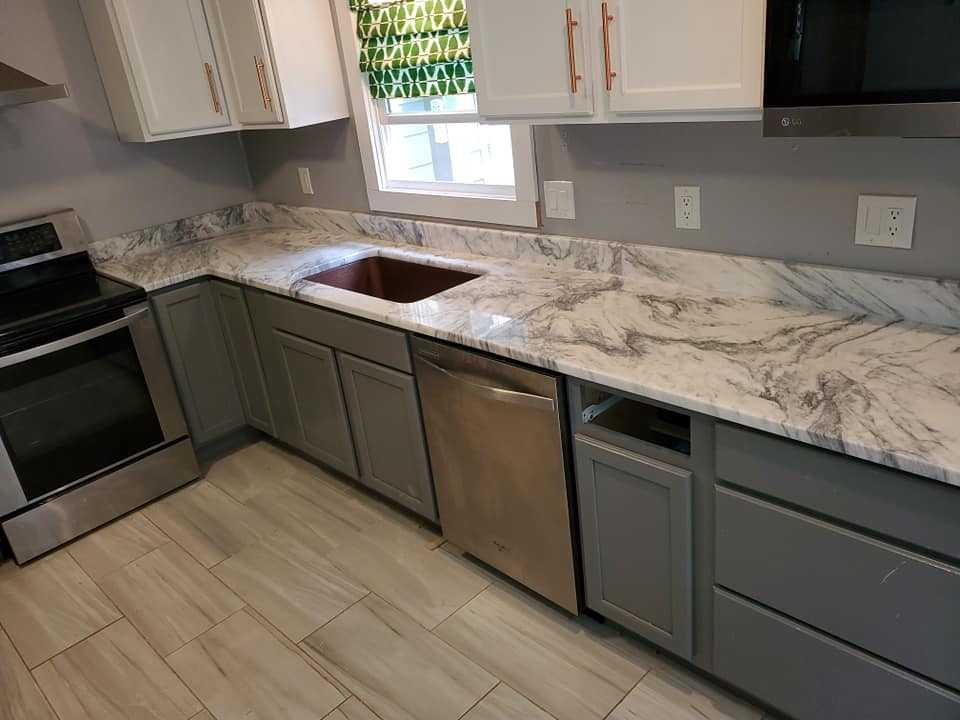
[348,0,475,100]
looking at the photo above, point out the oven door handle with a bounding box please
[0,307,149,370]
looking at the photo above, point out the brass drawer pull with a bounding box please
[204,62,222,114]
[565,8,583,95]
[601,1,617,92]
[255,56,271,109]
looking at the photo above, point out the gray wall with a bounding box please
[242,117,370,214]
[245,115,960,279]
[0,0,253,242]
[536,122,960,279]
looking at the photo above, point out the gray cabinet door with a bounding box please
[152,281,244,446]
[338,353,437,521]
[210,281,275,436]
[271,330,358,479]
[575,435,693,658]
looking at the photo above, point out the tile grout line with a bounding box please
[455,680,500,720]
[1,624,62,720]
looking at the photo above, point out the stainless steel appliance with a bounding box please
[412,338,580,614]
[0,211,198,563]
[763,1,960,137]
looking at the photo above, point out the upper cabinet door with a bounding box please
[110,0,231,134]
[204,0,284,125]
[468,0,595,118]
[603,0,764,115]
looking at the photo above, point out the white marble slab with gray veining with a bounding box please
[93,220,960,488]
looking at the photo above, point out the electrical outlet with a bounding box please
[297,167,314,195]
[675,186,701,230]
[855,195,916,249]
[543,181,576,220]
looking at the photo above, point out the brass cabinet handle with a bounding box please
[565,8,583,95]
[203,62,222,114]
[601,1,617,92]
[255,56,271,109]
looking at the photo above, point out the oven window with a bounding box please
[765,0,960,107]
[0,327,164,501]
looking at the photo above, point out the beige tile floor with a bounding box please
[0,440,773,720]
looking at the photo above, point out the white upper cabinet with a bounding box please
[81,0,231,140]
[469,0,765,123]
[468,0,594,118]
[204,0,283,125]
[81,0,348,141]
[206,0,349,130]
[604,0,764,115]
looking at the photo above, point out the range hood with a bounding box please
[0,62,68,108]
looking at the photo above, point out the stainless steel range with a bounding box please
[0,210,198,563]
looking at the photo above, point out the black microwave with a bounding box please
[763,0,960,137]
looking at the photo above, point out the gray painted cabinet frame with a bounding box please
[151,281,245,446]
[210,281,275,436]
[338,352,437,521]
[575,435,694,659]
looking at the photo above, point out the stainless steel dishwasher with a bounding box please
[412,337,581,614]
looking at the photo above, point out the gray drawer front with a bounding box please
[716,423,960,562]
[263,294,411,373]
[714,589,960,720]
[717,487,960,691]
[575,436,693,659]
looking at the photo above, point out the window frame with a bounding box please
[332,0,540,228]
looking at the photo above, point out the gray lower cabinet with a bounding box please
[715,589,960,720]
[575,435,693,659]
[210,281,275,436]
[152,281,244,446]
[338,353,437,521]
[266,330,358,479]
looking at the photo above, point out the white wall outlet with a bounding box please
[675,186,701,230]
[543,180,576,220]
[855,195,917,249]
[297,167,315,196]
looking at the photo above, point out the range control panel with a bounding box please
[0,222,62,264]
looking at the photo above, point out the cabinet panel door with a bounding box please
[468,0,594,118]
[273,331,358,479]
[111,0,231,134]
[204,0,283,124]
[575,435,693,658]
[210,282,275,436]
[604,0,763,114]
[338,353,437,521]
[152,282,244,446]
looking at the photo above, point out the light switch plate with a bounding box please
[298,167,315,196]
[675,186,701,230]
[855,195,916,249]
[543,181,576,220]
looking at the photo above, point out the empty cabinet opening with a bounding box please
[581,388,691,456]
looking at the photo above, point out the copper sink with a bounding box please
[303,256,480,303]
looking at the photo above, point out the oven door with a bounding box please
[0,303,188,516]
[764,0,960,137]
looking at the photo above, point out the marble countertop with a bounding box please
[94,224,960,488]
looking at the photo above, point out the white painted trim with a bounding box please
[331,0,539,228]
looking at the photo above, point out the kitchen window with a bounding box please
[333,0,539,227]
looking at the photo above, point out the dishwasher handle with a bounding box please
[416,355,556,412]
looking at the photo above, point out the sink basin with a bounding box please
[303,256,480,304]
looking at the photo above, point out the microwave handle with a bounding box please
[0,307,150,370]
